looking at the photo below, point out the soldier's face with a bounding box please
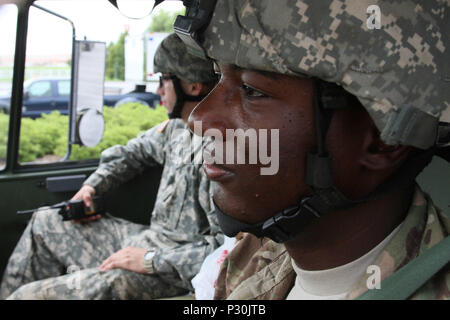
[189,63,316,224]
[159,73,177,114]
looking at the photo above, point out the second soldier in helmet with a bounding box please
[1,33,222,300]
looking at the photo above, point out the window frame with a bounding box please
[2,0,99,174]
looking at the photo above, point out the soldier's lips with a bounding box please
[202,141,234,181]
[203,163,234,181]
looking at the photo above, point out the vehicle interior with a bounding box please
[0,0,171,278]
[0,0,449,291]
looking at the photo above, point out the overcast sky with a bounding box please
[0,0,184,56]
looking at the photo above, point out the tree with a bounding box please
[148,9,185,32]
[104,9,185,80]
[105,31,128,80]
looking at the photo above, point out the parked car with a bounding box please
[0,78,160,118]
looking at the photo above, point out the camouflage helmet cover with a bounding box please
[200,0,450,149]
[154,33,217,83]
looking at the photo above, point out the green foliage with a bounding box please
[13,103,167,163]
[19,112,68,163]
[0,111,9,160]
[104,8,185,80]
[57,103,168,160]
[105,31,128,80]
[148,9,185,32]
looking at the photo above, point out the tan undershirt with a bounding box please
[286,223,402,300]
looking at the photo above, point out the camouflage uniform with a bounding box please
[214,187,450,299]
[0,33,222,300]
[178,0,449,299]
[0,119,222,299]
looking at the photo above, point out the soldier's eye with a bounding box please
[242,84,267,98]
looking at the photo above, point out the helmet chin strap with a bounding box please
[213,80,436,243]
[213,197,321,242]
[168,76,206,119]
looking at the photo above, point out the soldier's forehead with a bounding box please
[216,61,285,81]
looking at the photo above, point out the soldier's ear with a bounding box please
[182,82,203,96]
[359,126,411,171]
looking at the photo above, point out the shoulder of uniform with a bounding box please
[157,119,171,133]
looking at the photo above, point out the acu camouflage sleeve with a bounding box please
[84,120,171,194]
[152,179,224,291]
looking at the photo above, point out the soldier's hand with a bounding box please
[71,184,102,223]
[98,247,147,274]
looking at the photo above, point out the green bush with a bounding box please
[20,111,68,162]
[0,111,9,160]
[57,103,168,160]
[13,103,167,163]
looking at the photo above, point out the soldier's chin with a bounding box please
[212,189,259,223]
[164,106,173,114]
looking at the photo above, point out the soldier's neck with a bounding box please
[284,183,414,271]
[181,101,197,123]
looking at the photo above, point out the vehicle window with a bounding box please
[0,4,17,171]
[19,2,72,165]
[27,81,52,98]
[17,0,182,165]
[57,80,70,96]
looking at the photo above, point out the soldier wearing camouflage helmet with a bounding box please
[168,0,449,299]
[154,32,217,119]
[0,33,222,299]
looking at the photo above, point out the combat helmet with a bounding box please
[153,32,217,118]
[163,0,450,242]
